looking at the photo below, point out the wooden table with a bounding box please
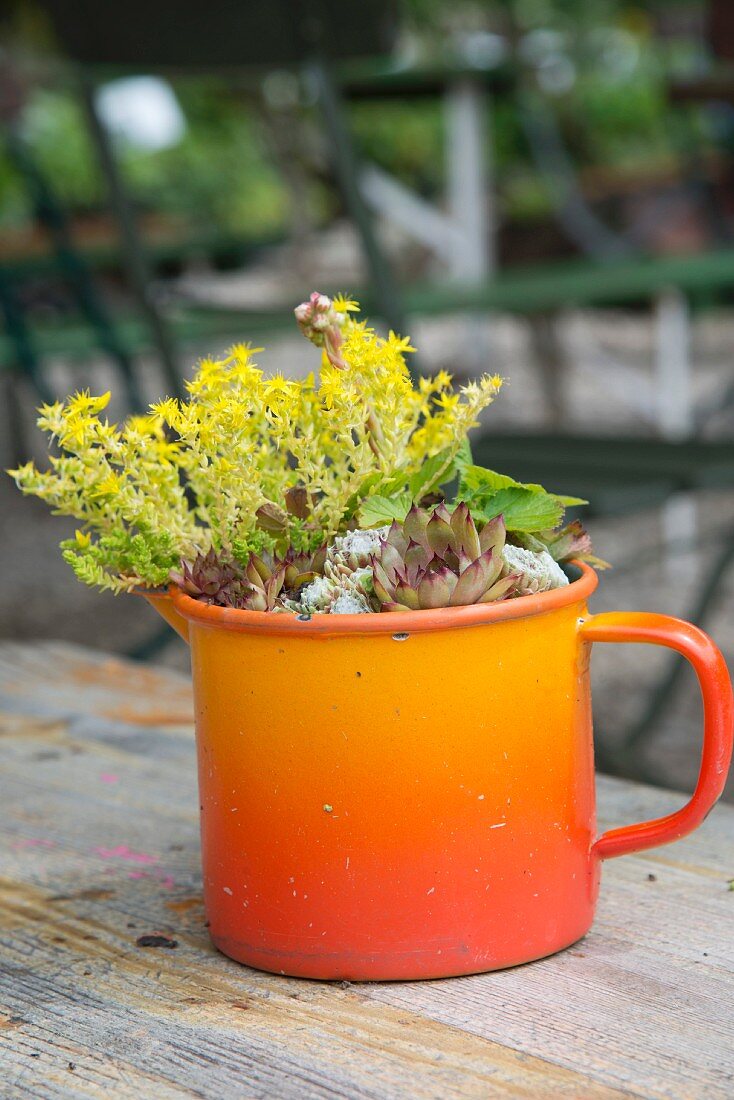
[1,642,732,1099]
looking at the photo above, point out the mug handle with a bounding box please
[579,612,734,860]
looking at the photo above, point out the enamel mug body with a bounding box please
[146,564,733,980]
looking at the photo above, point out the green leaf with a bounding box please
[342,471,386,520]
[409,447,455,502]
[357,493,412,528]
[511,531,551,554]
[380,472,412,498]
[460,465,545,497]
[454,435,473,477]
[472,487,564,532]
[456,464,587,533]
[460,466,586,506]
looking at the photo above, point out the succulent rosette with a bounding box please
[171,550,253,607]
[371,503,520,612]
[502,544,568,596]
[172,545,326,612]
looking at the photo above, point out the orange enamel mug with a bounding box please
[145,563,733,981]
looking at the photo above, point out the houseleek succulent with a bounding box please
[285,531,384,614]
[171,550,254,608]
[171,545,326,612]
[293,573,373,615]
[371,503,521,612]
[246,545,326,594]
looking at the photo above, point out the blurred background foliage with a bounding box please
[1,83,289,235]
[0,0,717,241]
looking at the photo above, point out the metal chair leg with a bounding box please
[78,74,183,401]
[0,264,54,463]
[527,311,566,426]
[307,60,411,352]
[655,288,697,577]
[0,264,53,405]
[2,125,145,412]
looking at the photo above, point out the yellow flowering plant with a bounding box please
[9,293,510,596]
[10,291,604,611]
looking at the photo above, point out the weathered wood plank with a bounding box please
[0,869,630,1100]
[0,641,732,1099]
[0,641,193,728]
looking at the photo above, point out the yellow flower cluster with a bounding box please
[12,392,200,549]
[9,299,503,591]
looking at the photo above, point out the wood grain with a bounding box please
[0,641,732,1099]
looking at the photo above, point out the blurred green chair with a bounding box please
[1,0,402,410]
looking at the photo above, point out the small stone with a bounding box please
[502,544,568,594]
[323,804,333,813]
[329,528,388,563]
[330,592,370,615]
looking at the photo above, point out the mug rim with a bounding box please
[167,560,598,637]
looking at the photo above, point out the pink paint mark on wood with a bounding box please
[12,838,56,849]
[99,773,120,784]
[93,845,157,865]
